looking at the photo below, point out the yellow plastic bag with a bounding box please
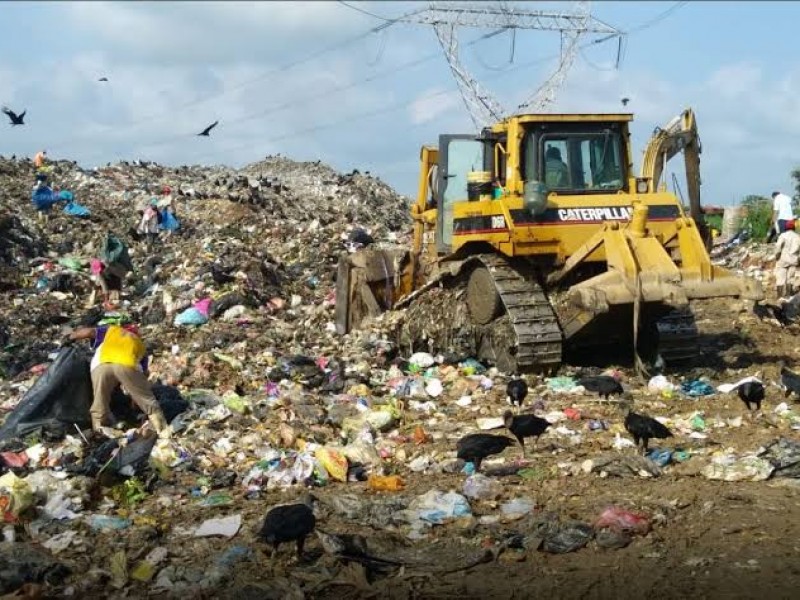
[0,472,34,522]
[315,448,348,482]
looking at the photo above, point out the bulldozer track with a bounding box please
[471,254,563,372]
[655,307,700,364]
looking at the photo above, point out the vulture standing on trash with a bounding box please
[259,494,316,559]
[456,433,515,471]
[620,401,673,454]
[506,378,528,408]
[2,106,25,126]
[503,410,549,457]
[779,362,800,399]
[737,380,765,413]
[578,374,624,399]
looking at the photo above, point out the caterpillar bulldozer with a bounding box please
[335,108,763,373]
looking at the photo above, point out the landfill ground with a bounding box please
[2,156,800,599]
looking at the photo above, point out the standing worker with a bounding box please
[769,190,795,243]
[33,150,47,169]
[137,198,161,249]
[68,322,170,438]
[773,219,800,299]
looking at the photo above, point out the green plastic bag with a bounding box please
[101,233,133,272]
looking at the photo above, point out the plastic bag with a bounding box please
[409,490,471,524]
[541,522,593,554]
[101,233,133,272]
[462,474,503,500]
[500,497,535,520]
[0,346,93,441]
[315,448,348,482]
[32,186,60,210]
[159,211,180,231]
[594,506,651,535]
[0,472,34,522]
[174,307,208,327]
[63,201,91,218]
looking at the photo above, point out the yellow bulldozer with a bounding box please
[335,108,763,373]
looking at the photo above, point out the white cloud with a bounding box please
[63,1,368,64]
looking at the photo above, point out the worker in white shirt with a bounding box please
[769,191,795,242]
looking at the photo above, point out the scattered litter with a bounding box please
[192,514,242,538]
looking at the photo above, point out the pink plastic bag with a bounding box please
[595,506,651,535]
[193,298,212,317]
[90,259,104,276]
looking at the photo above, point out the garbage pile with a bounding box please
[2,154,800,597]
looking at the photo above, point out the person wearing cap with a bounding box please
[157,184,175,214]
[68,322,169,438]
[773,219,800,298]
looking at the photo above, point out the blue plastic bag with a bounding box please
[646,448,673,467]
[63,201,91,218]
[32,186,59,211]
[680,380,715,397]
[174,307,208,327]
[159,211,180,231]
[58,190,74,202]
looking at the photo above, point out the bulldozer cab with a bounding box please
[435,134,485,253]
[431,118,635,258]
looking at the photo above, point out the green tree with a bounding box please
[792,167,800,208]
[740,194,772,241]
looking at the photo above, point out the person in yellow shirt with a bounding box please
[68,323,169,438]
[33,150,47,169]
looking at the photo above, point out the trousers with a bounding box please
[90,363,161,428]
[775,265,796,287]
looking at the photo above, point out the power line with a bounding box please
[70,27,514,164]
[139,34,620,167]
[626,1,689,35]
[47,15,412,156]
[337,1,396,22]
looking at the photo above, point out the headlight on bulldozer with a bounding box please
[636,178,649,194]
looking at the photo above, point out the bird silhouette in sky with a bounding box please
[98,77,109,82]
[197,121,219,137]
[2,106,26,125]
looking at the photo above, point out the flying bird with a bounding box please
[456,433,515,471]
[197,120,219,137]
[98,77,109,82]
[620,401,673,454]
[258,494,316,559]
[506,378,528,408]
[503,410,549,457]
[2,106,26,126]
[621,97,630,107]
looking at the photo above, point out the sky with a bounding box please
[1,0,799,204]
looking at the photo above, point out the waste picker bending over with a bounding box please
[68,322,170,439]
